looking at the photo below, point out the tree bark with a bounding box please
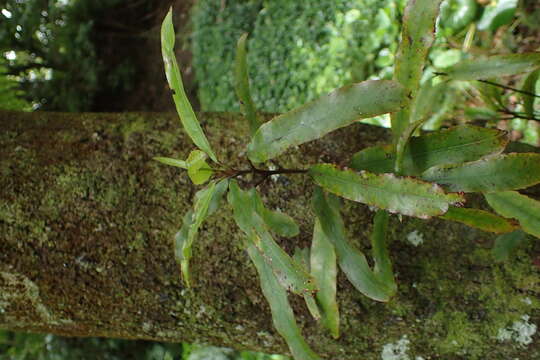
[0,110,538,359]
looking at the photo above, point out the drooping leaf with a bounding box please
[492,230,527,262]
[253,192,300,238]
[227,181,315,295]
[153,157,188,169]
[352,126,507,176]
[440,206,517,234]
[370,210,395,290]
[521,69,540,119]
[161,8,217,162]
[311,188,394,302]
[310,222,339,338]
[246,243,321,360]
[235,33,261,136]
[441,53,540,80]
[196,178,229,216]
[293,248,321,321]
[422,153,540,193]
[174,210,193,274]
[310,165,464,219]
[485,191,540,239]
[247,80,407,163]
[391,0,443,139]
[186,150,213,185]
[177,181,217,286]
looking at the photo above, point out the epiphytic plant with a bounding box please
[155,2,540,359]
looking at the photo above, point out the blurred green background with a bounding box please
[1,0,539,358]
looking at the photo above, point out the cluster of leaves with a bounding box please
[191,0,404,113]
[0,0,133,111]
[0,59,30,111]
[157,2,540,359]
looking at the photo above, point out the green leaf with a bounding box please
[161,8,217,162]
[485,191,540,239]
[521,69,540,119]
[196,178,229,216]
[186,150,213,185]
[247,80,407,163]
[246,243,321,360]
[310,165,464,219]
[441,53,540,80]
[391,0,443,140]
[421,153,540,193]
[310,223,339,338]
[439,0,478,31]
[440,207,518,234]
[492,230,527,262]
[253,192,300,238]
[311,188,394,302]
[227,181,315,295]
[293,248,321,322]
[352,126,508,176]
[153,157,188,169]
[235,33,261,136]
[477,0,517,32]
[370,210,395,290]
[176,182,217,286]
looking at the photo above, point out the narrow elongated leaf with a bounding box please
[153,157,188,169]
[391,0,443,139]
[227,181,315,295]
[161,8,217,162]
[351,125,508,176]
[246,243,321,360]
[293,248,321,321]
[370,210,395,290]
[310,165,464,219]
[252,230,317,295]
[492,230,527,261]
[177,182,217,286]
[196,178,229,216]
[521,69,540,119]
[422,153,540,193]
[253,192,299,238]
[312,188,394,302]
[440,207,517,234]
[442,53,540,80]
[485,191,540,239]
[174,210,193,270]
[235,33,260,136]
[311,220,339,338]
[247,80,407,163]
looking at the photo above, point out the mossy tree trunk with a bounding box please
[0,110,538,359]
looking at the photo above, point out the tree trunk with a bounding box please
[0,110,538,360]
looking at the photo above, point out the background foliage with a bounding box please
[192,0,404,113]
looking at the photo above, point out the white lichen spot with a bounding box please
[381,335,411,360]
[234,325,244,332]
[497,315,537,347]
[0,272,52,322]
[196,305,206,319]
[522,297,532,306]
[406,230,424,247]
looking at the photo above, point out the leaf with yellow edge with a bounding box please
[440,207,518,234]
[186,150,213,185]
[422,153,540,193]
[485,191,540,239]
[310,164,464,219]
